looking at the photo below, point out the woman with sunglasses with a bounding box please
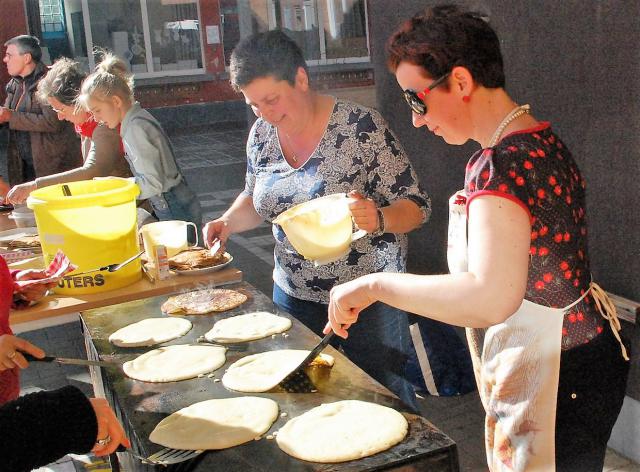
[325,5,629,471]
[6,57,131,204]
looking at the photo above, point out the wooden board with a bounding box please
[10,266,242,325]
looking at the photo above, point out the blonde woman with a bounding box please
[78,53,201,229]
[7,57,131,204]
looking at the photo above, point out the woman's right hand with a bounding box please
[324,274,378,339]
[0,334,45,371]
[6,181,37,205]
[203,218,231,251]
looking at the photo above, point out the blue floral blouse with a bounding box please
[244,99,431,303]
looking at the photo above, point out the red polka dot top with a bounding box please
[464,122,604,350]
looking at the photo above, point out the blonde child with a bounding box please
[78,53,201,231]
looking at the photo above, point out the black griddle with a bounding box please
[81,282,459,472]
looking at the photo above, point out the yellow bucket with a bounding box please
[27,179,141,295]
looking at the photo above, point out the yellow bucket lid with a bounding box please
[27,179,140,210]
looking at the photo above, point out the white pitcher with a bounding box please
[273,194,366,265]
[139,220,199,259]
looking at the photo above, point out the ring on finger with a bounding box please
[7,351,16,360]
[96,434,111,447]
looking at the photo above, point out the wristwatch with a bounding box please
[372,207,386,237]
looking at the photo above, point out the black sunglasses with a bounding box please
[402,72,450,115]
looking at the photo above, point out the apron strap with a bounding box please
[562,283,591,311]
[589,282,629,361]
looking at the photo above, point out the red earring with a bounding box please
[462,95,471,103]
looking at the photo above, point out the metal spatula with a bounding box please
[24,353,121,368]
[72,250,144,276]
[209,240,221,256]
[278,331,334,393]
[194,338,248,351]
[117,445,203,465]
[144,447,204,465]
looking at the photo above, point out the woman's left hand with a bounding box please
[90,398,131,456]
[347,191,380,233]
[324,275,378,339]
[14,270,56,302]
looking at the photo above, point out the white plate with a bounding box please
[0,227,38,243]
[173,254,234,276]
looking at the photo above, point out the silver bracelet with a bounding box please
[372,207,385,237]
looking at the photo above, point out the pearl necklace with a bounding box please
[487,104,531,147]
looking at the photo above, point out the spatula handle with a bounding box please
[23,353,56,362]
[300,331,335,366]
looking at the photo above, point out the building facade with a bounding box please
[2,0,375,124]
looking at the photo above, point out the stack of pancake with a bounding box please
[167,248,228,271]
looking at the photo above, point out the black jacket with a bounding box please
[0,385,97,472]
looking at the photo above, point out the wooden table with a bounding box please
[81,282,460,472]
[10,266,243,325]
[1,212,243,326]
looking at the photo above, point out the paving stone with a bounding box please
[21,330,47,344]
[38,368,67,384]
[20,386,45,395]
[61,364,90,377]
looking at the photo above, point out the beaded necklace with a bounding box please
[488,104,531,147]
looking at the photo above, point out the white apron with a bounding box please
[446,191,627,472]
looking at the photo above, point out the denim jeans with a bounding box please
[273,284,418,412]
[149,180,202,243]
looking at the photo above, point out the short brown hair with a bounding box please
[229,30,307,92]
[386,5,505,88]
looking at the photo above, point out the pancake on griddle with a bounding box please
[161,288,248,315]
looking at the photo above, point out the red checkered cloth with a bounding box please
[13,250,77,289]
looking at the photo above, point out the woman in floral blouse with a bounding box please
[203,31,431,411]
[326,6,629,471]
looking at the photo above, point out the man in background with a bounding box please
[0,35,81,185]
